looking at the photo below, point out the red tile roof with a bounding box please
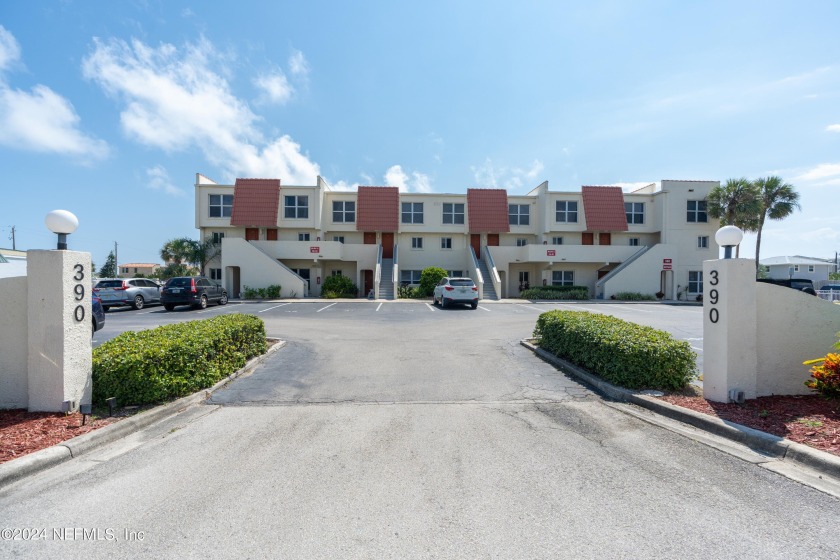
[581,186,628,231]
[467,189,510,233]
[357,186,399,231]
[230,179,281,227]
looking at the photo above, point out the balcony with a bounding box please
[490,244,640,264]
[250,240,377,263]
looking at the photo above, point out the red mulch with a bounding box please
[659,393,840,456]
[0,409,122,464]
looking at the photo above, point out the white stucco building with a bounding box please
[194,174,721,300]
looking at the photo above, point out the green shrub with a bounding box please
[612,292,656,301]
[419,267,447,297]
[533,310,697,390]
[803,334,840,397]
[398,284,421,298]
[92,314,267,406]
[321,275,357,298]
[242,284,282,299]
[521,287,589,300]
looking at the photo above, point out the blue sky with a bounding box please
[2,1,839,268]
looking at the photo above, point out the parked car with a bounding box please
[433,277,479,309]
[94,278,162,310]
[161,276,228,310]
[819,284,840,291]
[91,292,105,335]
[757,278,817,295]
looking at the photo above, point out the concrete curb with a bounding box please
[521,339,840,479]
[0,338,287,490]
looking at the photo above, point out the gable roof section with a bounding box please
[230,179,281,227]
[581,186,628,231]
[357,186,399,231]
[760,256,834,266]
[467,189,510,233]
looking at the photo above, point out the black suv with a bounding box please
[161,276,228,310]
[757,278,817,296]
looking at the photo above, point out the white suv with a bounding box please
[433,277,479,309]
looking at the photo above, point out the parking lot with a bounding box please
[93,299,705,373]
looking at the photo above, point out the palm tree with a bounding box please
[160,238,197,266]
[706,178,761,257]
[752,176,800,272]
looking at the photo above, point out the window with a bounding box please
[629,238,640,246]
[209,194,233,218]
[209,268,222,281]
[698,236,709,249]
[625,202,644,224]
[552,271,574,286]
[688,271,703,293]
[331,270,342,277]
[518,271,530,289]
[509,204,530,226]
[808,265,815,273]
[793,265,800,272]
[298,232,310,241]
[211,232,225,244]
[687,200,708,223]
[412,237,423,249]
[402,202,424,224]
[400,270,422,284]
[552,237,564,245]
[447,270,463,277]
[516,238,528,247]
[332,200,355,223]
[442,203,465,224]
[441,237,452,249]
[285,195,309,219]
[333,236,345,244]
[555,201,578,223]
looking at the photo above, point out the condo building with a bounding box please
[194,174,720,300]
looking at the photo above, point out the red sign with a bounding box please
[547,250,556,257]
[663,258,672,264]
[310,247,320,253]
[663,264,672,270]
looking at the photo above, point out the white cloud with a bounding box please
[253,71,293,105]
[146,165,185,196]
[326,179,359,192]
[384,165,432,193]
[791,163,840,186]
[82,37,319,184]
[0,26,107,160]
[612,181,659,192]
[826,124,840,133]
[471,158,544,191]
[289,50,309,78]
[0,25,21,71]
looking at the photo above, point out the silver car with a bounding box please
[94,278,162,311]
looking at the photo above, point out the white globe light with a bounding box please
[45,210,79,234]
[715,225,743,247]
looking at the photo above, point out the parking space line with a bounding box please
[425,303,436,311]
[316,303,336,313]
[376,303,383,312]
[477,306,491,312]
[690,346,703,352]
[516,304,543,312]
[609,305,653,313]
[258,303,292,313]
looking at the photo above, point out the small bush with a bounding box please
[612,292,656,301]
[533,310,697,390]
[242,284,282,299]
[321,275,357,298]
[92,314,267,406]
[521,287,589,300]
[804,334,840,397]
[398,284,421,298]
[419,267,447,297]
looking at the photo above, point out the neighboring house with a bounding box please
[760,256,837,286]
[194,174,721,300]
[118,263,161,278]
[0,248,27,279]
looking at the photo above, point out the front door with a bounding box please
[245,228,259,241]
[266,228,278,241]
[382,232,394,258]
[471,234,481,259]
[363,270,373,297]
[487,234,499,246]
[582,232,594,245]
[599,232,611,245]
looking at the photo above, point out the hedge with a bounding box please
[533,310,696,390]
[612,292,656,301]
[92,314,267,406]
[521,287,589,300]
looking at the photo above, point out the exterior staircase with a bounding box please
[379,258,395,300]
[477,259,498,300]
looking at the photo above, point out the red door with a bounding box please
[382,232,394,258]
[363,270,373,297]
[487,234,499,246]
[582,232,594,245]
[599,232,611,245]
[266,229,278,241]
[471,234,481,259]
[364,232,376,244]
[245,228,259,241]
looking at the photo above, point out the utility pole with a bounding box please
[10,226,15,251]
[114,241,119,277]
